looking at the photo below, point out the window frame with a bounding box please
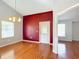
[1,21,14,38]
[58,24,66,37]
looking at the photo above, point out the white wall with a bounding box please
[58,20,79,41]
[53,12,58,54]
[72,21,79,41]
[58,20,72,41]
[0,0,23,47]
[52,1,58,54]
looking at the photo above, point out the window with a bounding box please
[1,21,14,38]
[58,24,65,37]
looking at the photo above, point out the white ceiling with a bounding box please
[58,4,79,21]
[2,0,79,18]
[53,0,79,21]
[53,0,79,13]
[2,0,52,16]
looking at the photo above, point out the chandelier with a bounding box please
[9,0,21,22]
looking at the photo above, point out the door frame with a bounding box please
[39,21,50,44]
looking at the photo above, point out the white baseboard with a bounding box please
[23,40,52,45]
[0,40,52,48]
[72,40,79,41]
[0,40,22,48]
[59,39,72,42]
[23,40,40,44]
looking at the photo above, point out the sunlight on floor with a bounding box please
[58,43,66,58]
[1,50,14,59]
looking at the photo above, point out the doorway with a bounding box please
[39,21,50,44]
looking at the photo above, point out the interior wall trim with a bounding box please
[23,40,52,45]
[0,40,22,48]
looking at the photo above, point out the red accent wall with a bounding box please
[23,11,53,43]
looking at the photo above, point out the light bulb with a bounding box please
[9,17,12,20]
[18,18,21,22]
[13,17,16,22]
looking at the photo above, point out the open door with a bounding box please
[39,21,50,44]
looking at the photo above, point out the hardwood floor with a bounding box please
[0,41,79,59]
[58,41,79,59]
[0,42,57,59]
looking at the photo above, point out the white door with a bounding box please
[39,21,50,44]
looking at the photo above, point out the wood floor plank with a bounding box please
[58,41,79,59]
[0,42,57,59]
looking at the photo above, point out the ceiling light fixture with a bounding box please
[9,0,21,22]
